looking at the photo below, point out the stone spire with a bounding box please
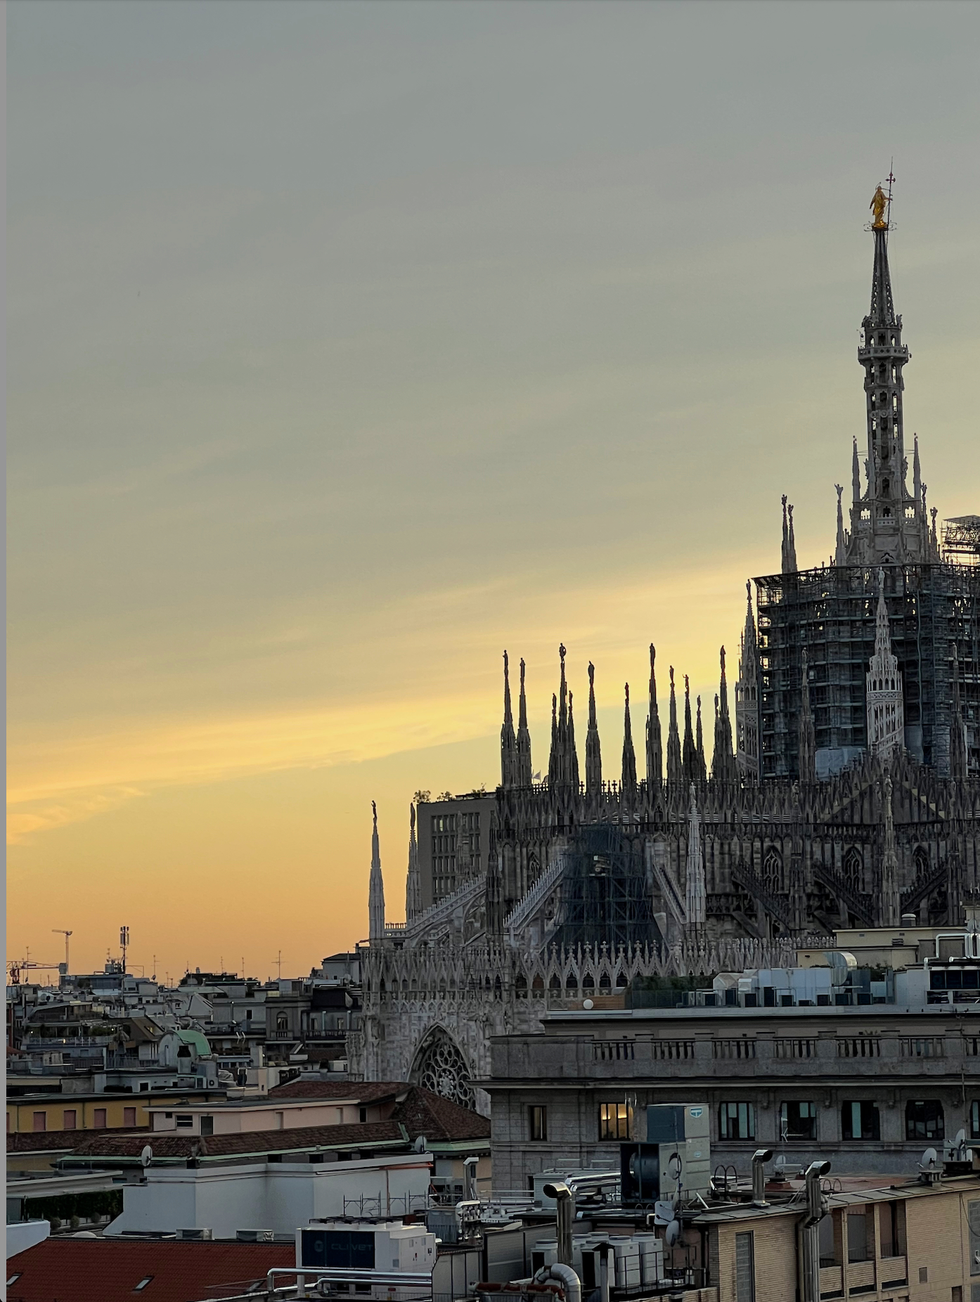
[368,800,386,943]
[846,186,932,566]
[695,695,707,782]
[585,661,603,794]
[799,649,816,783]
[950,647,968,781]
[780,496,798,573]
[500,650,517,788]
[866,571,905,759]
[682,674,698,783]
[685,783,706,930]
[645,644,663,792]
[405,803,421,924]
[567,691,580,790]
[666,666,683,786]
[548,693,559,788]
[516,657,532,786]
[712,646,736,781]
[880,772,901,927]
[621,683,637,796]
[834,484,847,565]
[736,583,760,778]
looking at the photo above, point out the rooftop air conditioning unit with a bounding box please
[237,1229,275,1242]
[176,1228,213,1240]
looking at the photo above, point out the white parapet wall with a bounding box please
[105,1153,433,1239]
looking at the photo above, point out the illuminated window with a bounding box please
[598,1102,630,1141]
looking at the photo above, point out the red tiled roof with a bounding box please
[392,1088,490,1143]
[268,1078,406,1102]
[69,1119,405,1160]
[268,1080,489,1143]
[8,1128,150,1153]
[6,1237,294,1302]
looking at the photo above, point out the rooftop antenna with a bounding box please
[273,950,283,979]
[52,929,72,974]
[120,926,130,974]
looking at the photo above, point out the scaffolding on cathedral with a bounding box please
[548,824,661,951]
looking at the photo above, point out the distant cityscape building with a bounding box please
[351,194,980,1113]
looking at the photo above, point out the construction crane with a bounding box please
[52,929,73,973]
[7,961,62,986]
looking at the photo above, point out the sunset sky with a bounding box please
[8,0,980,981]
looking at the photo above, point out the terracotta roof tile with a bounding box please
[8,1127,150,1153]
[69,1119,405,1159]
[392,1089,490,1143]
[6,1237,294,1302]
[268,1079,406,1102]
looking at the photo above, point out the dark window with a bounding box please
[719,1102,755,1141]
[598,1103,630,1141]
[971,1101,980,1140]
[847,1210,871,1262]
[878,1200,905,1258]
[175,1114,194,1129]
[529,1105,547,1141]
[905,1099,944,1142]
[779,1101,817,1140]
[734,1231,755,1302]
[841,1101,879,1141]
[200,1116,213,1136]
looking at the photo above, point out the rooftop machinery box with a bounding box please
[620,1104,711,1206]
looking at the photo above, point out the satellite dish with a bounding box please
[582,999,594,1010]
[953,1129,968,1160]
[414,1134,428,1153]
[665,1219,681,1247]
[140,1145,153,1168]
[667,1151,683,1181]
[921,1147,938,1168]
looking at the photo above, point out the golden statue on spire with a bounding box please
[870,184,888,229]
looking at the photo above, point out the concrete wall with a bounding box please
[106,1155,433,1238]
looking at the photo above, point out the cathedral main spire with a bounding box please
[368,801,386,943]
[845,180,933,566]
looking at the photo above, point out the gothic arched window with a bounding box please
[914,846,930,880]
[763,847,782,894]
[411,1029,475,1110]
[843,847,864,893]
